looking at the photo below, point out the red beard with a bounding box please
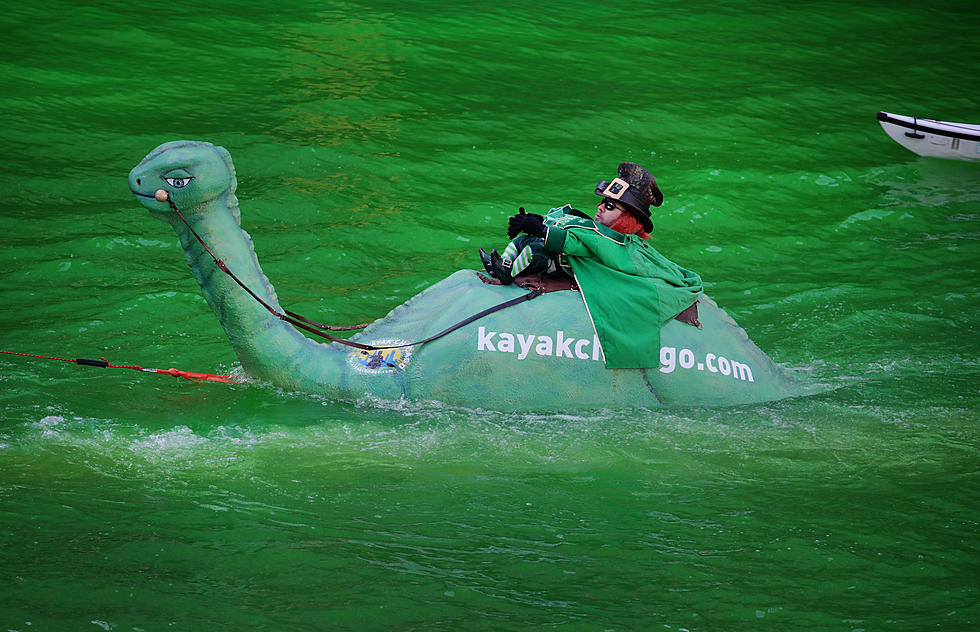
[608,213,650,240]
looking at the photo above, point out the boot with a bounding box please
[479,248,494,276]
[478,248,514,284]
[489,249,514,284]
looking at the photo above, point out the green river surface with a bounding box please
[1,1,977,630]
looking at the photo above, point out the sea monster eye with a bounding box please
[165,177,193,188]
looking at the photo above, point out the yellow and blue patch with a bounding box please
[348,340,412,374]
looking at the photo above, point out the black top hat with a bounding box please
[594,162,663,233]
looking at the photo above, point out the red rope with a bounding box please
[0,350,75,363]
[0,350,242,384]
[157,367,241,383]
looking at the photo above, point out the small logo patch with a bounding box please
[349,340,412,374]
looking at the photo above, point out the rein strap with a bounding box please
[169,200,544,352]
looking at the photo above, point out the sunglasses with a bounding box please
[600,199,622,212]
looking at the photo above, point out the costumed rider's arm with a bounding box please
[508,207,605,258]
[540,220,605,258]
[507,208,546,239]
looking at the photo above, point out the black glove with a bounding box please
[507,207,546,239]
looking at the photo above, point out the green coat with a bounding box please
[541,206,703,369]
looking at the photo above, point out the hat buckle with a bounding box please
[600,178,630,200]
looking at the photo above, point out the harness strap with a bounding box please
[359,288,543,351]
[168,198,544,353]
[284,311,372,331]
[283,288,542,351]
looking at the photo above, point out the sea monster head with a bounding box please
[128,141,238,217]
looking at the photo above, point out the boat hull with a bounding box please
[319,270,806,410]
[877,111,980,162]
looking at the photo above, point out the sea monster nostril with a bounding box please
[136,178,141,186]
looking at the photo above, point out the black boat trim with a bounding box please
[877,111,980,143]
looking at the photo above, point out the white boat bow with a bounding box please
[877,111,980,162]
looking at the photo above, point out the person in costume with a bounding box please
[479,162,703,369]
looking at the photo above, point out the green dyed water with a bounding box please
[1,1,978,630]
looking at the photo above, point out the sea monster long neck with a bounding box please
[166,194,344,384]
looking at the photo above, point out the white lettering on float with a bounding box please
[659,347,754,382]
[477,328,754,382]
[477,327,601,361]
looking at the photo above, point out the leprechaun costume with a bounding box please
[489,162,703,369]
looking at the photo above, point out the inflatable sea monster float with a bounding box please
[128,141,804,411]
